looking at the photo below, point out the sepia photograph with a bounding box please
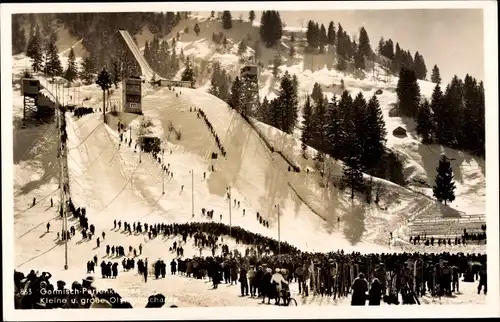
[2,1,498,320]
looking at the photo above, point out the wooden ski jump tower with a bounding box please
[240,65,259,115]
[21,78,41,120]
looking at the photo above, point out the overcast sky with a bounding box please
[232,9,484,82]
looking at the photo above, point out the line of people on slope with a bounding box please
[192,107,226,158]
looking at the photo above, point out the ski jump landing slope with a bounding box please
[118,29,164,81]
[143,86,431,252]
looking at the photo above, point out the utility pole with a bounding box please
[103,88,106,124]
[129,126,132,143]
[276,204,281,256]
[191,169,194,217]
[55,85,68,270]
[162,148,165,195]
[228,186,232,236]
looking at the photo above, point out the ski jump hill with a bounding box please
[118,29,161,81]
[114,28,448,251]
[11,27,487,309]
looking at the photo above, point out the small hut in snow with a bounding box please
[392,126,407,137]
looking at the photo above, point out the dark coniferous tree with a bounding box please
[439,76,463,147]
[336,90,353,159]
[268,98,281,129]
[358,26,372,58]
[382,39,395,60]
[363,95,387,174]
[343,125,364,199]
[96,67,112,121]
[238,39,247,56]
[64,47,78,83]
[249,10,255,23]
[461,74,485,155]
[12,17,26,55]
[306,20,318,49]
[416,99,434,144]
[80,57,96,84]
[431,64,441,84]
[256,96,270,124]
[209,62,222,98]
[352,92,368,167]
[312,95,328,153]
[432,155,456,205]
[429,83,448,144]
[27,25,44,73]
[194,23,201,36]
[222,11,233,29]
[259,11,283,48]
[336,23,346,58]
[377,37,385,55]
[110,59,121,88]
[326,96,344,159]
[275,71,298,134]
[413,51,427,80]
[354,48,365,70]
[310,82,323,108]
[301,95,314,156]
[230,76,244,113]
[327,21,336,46]
[396,67,421,117]
[181,56,195,84]
[44,33,63,78]
[319,24,328,53]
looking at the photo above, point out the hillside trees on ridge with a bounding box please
[143,36,181,79]
[181,56,196,85]
[209,61,232,103]
[12,16,27,55]
[26,24,44,73]
[64,47,79,84]
[259,10,283,48]
[43,33,63,78]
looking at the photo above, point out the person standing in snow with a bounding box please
[368,278,383,305]
[351,273,368,306]
[46,222,50,233]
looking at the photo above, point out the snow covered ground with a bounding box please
[10,18,489,312]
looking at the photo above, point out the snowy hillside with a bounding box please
[11,14,488,309]
[143,16,485,218]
